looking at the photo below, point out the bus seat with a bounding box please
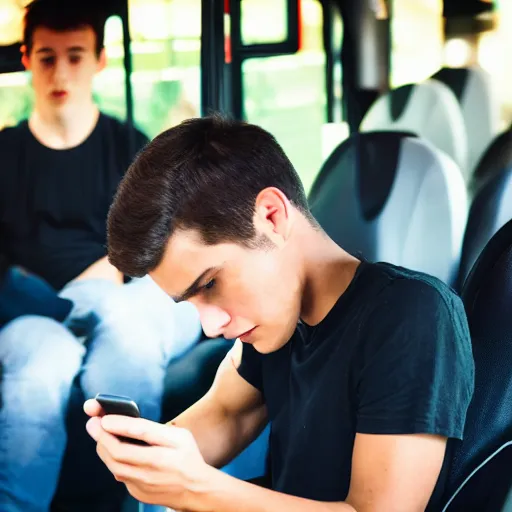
[456,165,512,290]
[431,67,500,176]
[308,131,467,284]
[441,219,512,512]
[359,80,468,179]
[455,127,512,288]
[470,127,512,198]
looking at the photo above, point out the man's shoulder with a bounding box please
[0,121,27,147]
[368,262,460,314]
[353,262,471,353]
[353,266,474,447]
[0,122,27,178]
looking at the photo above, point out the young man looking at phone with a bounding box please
[85,115,474,511]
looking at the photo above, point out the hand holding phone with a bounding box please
[95,393,147,445]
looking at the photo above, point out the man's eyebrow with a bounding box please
[35,46,86,54]
[172,267,216,303]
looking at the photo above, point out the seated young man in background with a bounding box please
[85,115,475,512]
[0,2,203,510]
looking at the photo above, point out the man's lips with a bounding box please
[238,327,257,342]
[51,90,68,99]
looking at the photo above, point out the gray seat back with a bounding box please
[308,132,467,283]
[432,66,500,175]
[360,80,468,179]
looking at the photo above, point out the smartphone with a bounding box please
[95,393,141,418]
[95,393,146,445]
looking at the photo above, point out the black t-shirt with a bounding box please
[238,261,474,509]
[0,114,148,290]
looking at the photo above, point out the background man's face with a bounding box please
[23,26,105,115]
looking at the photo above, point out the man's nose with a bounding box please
[52,59,68,84]
[199,304,231,339]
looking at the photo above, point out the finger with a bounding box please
[97,447,154,486]
[99,428,169,468]
[96,432,169,485]
[96,434,139,482]
[86,416,103,441]
[101,416,191,447]
[84,399,105,418]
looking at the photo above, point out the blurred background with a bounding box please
[0,0,509,192]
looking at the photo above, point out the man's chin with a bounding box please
[251,338,288,355]
[44,103,71,120]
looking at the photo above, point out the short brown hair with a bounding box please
[24,0,106,57]
[107,115,313,277]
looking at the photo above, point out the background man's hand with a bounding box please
[84,400,212,510]
[73,256,123,285]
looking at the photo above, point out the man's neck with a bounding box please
[299,225,361,327]
[29,101,100,150]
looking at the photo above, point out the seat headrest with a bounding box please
[432,68,471,101]
[360,80,468,177]
[432,66,500,175]
[308,131,467,283]
[309,131,416,222]
[447,219,512,494]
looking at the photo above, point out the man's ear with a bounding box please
[253,187,293,246]
[97,47,107,73]
[20,45,30,71]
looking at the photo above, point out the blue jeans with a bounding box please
[0,276,203,512]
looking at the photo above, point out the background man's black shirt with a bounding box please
[0,114,148,290]
[238,261,474,509]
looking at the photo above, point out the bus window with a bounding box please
[476,1,512,128]
[92,15,128,123]
[0,71,31,130]
[241,0,329,194]
[0,1,29,129]
[390,0,444,88]
[0,0,23,47]
[94,0,201,139]
[241,0,288,45]
[391,0,511,129]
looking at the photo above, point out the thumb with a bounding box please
[86,416,103,441]
[84,399,105,418]
[101,415,189,447]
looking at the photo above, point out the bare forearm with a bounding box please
[190,468,356,512]
[168,396,265,468]
[168,344,268,469]
[168,399,240,468]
